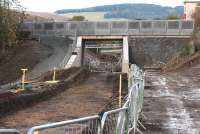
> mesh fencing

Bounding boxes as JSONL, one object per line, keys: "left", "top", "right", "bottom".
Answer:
{"left": 0, "top": 129, "right": 20, "bottom": 134}
{"left": 22, "top": 20, "right": 194, "bottom": 36}
{"left": 101, "top": 108, "right": 128, "bottom": 134}
{"left": 27, "top": 116, "right": 101, "bottom": 134}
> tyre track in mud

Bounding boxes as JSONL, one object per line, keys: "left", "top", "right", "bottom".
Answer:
{"left": 143, "top": 61, "right": 200, "bottom": 134}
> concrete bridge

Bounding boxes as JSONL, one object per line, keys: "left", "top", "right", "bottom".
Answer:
{"left": 22, "top": 20, "right": 195, "bottom": 74}
{"left": 23, "top": 20, "right": 194, "bottom": 37}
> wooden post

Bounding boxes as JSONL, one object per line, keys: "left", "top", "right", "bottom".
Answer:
{"left": 119, "top": 74, "right": 122, "bottom": 107}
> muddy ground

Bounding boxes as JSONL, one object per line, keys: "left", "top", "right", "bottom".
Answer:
{"left": 0, "top": 72, "right": 120, "bottom": 134}
{"left": 0, "top": 41, "right": 52, "bottom": 85}
{"left": 0, "top": 38, "right": 73, "bottom": 86}
{"left": 0, "top": 67, "right": 86, "bottom": 116}
{"left": 142, "top": 59, "right": 200, "bottom": 134}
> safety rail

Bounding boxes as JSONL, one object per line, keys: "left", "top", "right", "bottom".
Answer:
{"left": 22, "top": 20, "right": 194, "bottom": 36}
{"left": 0, "top": 64, "right": 144, "bottom": 134}
{"left": 0, "top": 129, "right": 20, "bottom": 134}
{"left": 101, "top": 108, "right": 129, "bottom": 134}
{"left": 27, "top": 115, "right": 101, "bottom": 134}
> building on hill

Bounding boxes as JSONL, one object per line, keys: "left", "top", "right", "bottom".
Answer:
{"left": 184, "top": 1, "right": 200, "bottom": 20}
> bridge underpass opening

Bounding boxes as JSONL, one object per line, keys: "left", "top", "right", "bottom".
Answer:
{"left": 80, "top": 36, "right": 128, "bottom": 73}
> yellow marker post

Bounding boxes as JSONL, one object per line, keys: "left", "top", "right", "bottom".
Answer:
{"left": 21, "top": 69, "right": 28, "bottom": 90}
{"left": 33, "top": 131, "right": 39, "bottom": 134}
{"left": 53, "top": 67, "right": 56, "bottom": 81}
{"left": 119, "top": 74, "right": 122, "bottom": 107}
{"left": 45, "top": 67, "right": 59, "bottom": 84}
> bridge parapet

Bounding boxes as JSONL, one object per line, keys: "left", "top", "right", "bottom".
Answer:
{"left": 22, "top": 20, "right": 194, "bottom": 36}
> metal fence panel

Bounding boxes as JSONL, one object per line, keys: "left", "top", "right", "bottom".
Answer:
{"left": 0, "top": 129, "right": 20, "bottom": 134}
{"left": 27, "top": 116, "right": 101, "bottom": 134}
{"left": 140, "top": 21, "right": 153, "bottom": 35}
{"left": 168, "top": 21, "right": 179, "bottom": 29}
{"left": 111, "top": 21, "right": 128, "bottom": 29}
{"left": 128, "top": 21, "right": 139, "bottom": 29}
{"left": 181, "top": 21, "right": 194, "bottom": 29}
{"left": 44, "top": 23, "right": 54, "bottom": 30}
{"left": 24, "top": 20, "right": 194, "bottom": 36}
{"left": 101, "top": 108, "right": 128, "bottom": 134}
{"left": 96, "top": 22, "right": 110, "bottom": 29}
{"left": 152, "top": 21, "right": 166, "bottom": 35}
{"left": 78, "top": 22, "right": 95, "bottom": 29}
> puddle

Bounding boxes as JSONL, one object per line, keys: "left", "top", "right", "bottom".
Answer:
{"left": 183, "top": 88, "right": 200, "bottom": 100}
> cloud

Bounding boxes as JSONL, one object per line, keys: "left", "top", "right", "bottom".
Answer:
{"left": 19, "top": 0, "right": 184, "bottom": 12}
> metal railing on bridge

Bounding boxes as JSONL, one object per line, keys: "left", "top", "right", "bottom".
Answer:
{"left": 22, "top": 20, "right": 194, "bottom": 36}
{"left": 0, "top": 64, "right": 145, "bottom": 134}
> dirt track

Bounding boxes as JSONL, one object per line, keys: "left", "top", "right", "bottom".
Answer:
{"left": 143, "top": 60, "right": 200, "bottom": 133}
{"left": 0, "top": 73, "right": 117, "bottom": 133}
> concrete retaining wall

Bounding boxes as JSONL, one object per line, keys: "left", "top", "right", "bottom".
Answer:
{"left": 128, "top": 37, "right": 193, "bottom": 66}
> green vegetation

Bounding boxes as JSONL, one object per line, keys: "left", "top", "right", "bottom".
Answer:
{"left": 0, "top": 0, "right": 24, "bottom": 54}
{"left": 64, "top": 12, "right": 106, "bottom": 21}
{"left": 192, "top": 7, "right": 200, "bottom": 51}
{"left": 55, "top": 4, "right": 184, "bottom": 20}
{"left": 193, "top": 7, "right": 200, "bottom": 29}
{"left": 180, "top": 44, "right": 195, "bottom": 56}
{"left": 192, "top": 30, "right": 200, "bottom": 51}
{"left": 166, "top": 15, "right": 180, "bottom": 20}
{"left": 70, "top": 15, "right": 85, "bottom": 21}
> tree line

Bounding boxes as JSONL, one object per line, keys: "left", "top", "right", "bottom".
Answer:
{"left": 0, "top": 0, "right": 25, "bottom": 53}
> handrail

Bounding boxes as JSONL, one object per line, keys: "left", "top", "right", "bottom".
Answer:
{"left": 0, "top": 129, "right": 20, "bottom": 134}
{"left": 101, "top": 107, "right": 128, "bottom": 130}
{"left": 23, "top": 20, "right": 194, "bottom": 37}
{"left": 27, "top": 115, "right": 100, "bottom": 134}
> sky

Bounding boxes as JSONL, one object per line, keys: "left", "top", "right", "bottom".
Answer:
{"left": 20, "top": 0, "right": 186, "bottom": 12}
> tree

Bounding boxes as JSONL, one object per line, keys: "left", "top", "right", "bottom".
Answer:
{"left": 193, "top": 7, "right": 200, "bottom": 29}
{"left": 0, "top": 0, "right": 25, "bottom": 53}
{"left": 192, "top": 7, "right": 200, "bottom": 51}
{"left": 166, "top": 15, "right": 180, "bottom": 20}
{"left": 71, "top": 16, "right": 85, "bottom": 21}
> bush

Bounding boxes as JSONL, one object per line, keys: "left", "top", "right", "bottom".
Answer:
{"left": 166, "top": 15, "right": 180, "bottom": 20}
{"left": 70, "top": 16, "right": 85, "bottom": 21}
{"left": 17, "top": 31, "right": 31, "bottom": 39}
{"left": 192, "top": 30, "right": 200, "bottom": 51}
{"left": 180, "top": 44, "right": 195, "bottom": 56}
{"left": 193, "top": 7, "right": 200, "bottom": 29}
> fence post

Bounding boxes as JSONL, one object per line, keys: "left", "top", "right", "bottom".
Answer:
{"left": 125, "top": 108, "right": 129, "bottom": 134}
{"left": 119, "top": 74, "right": 122, "bottom": 107}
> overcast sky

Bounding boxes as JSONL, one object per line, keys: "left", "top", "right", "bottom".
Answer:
{"left": 20, "top": 0, "right": 186, "bottom": 12}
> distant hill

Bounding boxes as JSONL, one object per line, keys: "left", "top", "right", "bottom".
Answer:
{"left": 25, "top": 11, "right": 69, "bottom": 22}
{"left": 55, "top": 4, "right": 184, "bottom": 20}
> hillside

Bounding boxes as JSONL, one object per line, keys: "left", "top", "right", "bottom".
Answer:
{"left": 25, "top": 11, "right": 69, "bottom": 22}
{"left": 55, "top": 4, "right": 184, "bottom": 20}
